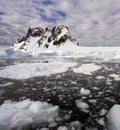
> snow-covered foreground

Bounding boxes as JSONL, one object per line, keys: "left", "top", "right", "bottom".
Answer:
{"left": 0, "top": 99, "right": 58, "bottom": 130}
{"left": 0, "top": 61, "right": 76, "bottom": 79}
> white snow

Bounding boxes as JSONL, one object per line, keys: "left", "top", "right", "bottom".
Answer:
{"left": 0, "top": 99, "right": 58, "bottom": 130}
{"left": 73, "top": 63, "right": 102, "bottom": 75}
{"left": 80, "top": 88, "right": 91, "bottom": 96}
{"left": 109, "top": 105, "right": 120, "bottom": 130}
{"left": 57, "top": 27, "right": 68, "bottom": 40}
{"left": 0, "top": 61, "right": 76, "bottom": 80}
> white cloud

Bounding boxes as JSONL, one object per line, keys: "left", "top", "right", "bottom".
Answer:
{"left": 0, "top": 0, "right": 120, "bottom": 46}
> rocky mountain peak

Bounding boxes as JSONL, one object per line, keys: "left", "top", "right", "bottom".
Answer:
{"left": 13, "top": 25, "right": 79, "bottom": 51}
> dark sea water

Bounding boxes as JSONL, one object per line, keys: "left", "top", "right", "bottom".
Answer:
{"left": 0, "top": 57, "right": 120, "bottom": 130}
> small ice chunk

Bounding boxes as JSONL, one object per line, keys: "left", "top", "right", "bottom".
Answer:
{"left": 93, "top": 87, "right": 100, "bottom": 90}
{"left": 88, "top": 99, "right": 97, "bottom": 104}
{"left": 106, "top": 82, "right": 111, "bottom": 85}
{"left": 99, "top": 109, "right": 107, "bottom": 116}
{"left": 70, "top": 121, "right": 82, "bottom": 127}
{"left": 109, "top": 74, "right": 119, "bottom": 78}
{"left": 71, "top": 81, "right": 77, "bottom": 85}
{"left": 75, "top": 100, "right": 89, "bottom": 111}
{"left": 56, "top": 75, "right": 62, "bottom": 79}
{"left": 48, "top": 122, "right": 57, "bottom": 128}
{"left": 56, "top": 117, "right": 63, "bottom": 122}
{"left": 97, "top": 118, "right": 105, "bottom": 126}
{"left": 114, "top": 77, "right": 120, "bottom": 81}
{"left": 96, "top": 76, "right": 105, "bottom": 79}
{"left": 63, "top": 114, "right": 71, "bottom": 121}
{"left": 80, "top": 88, "right": 91, "bottom": 96}
{"left": 40, "top": 128, "right": 49, "bottom": 130}
{"left": 48, "top": 117, "right": 55, "bottom": 123}
{"left": 57, "top": 126, "right": 68, "bottom": 130}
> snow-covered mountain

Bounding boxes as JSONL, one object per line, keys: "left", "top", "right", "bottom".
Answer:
{"left": 12, "top": 25, "right": 79, "bottom": 55}
{"left": 1, "top": 25, "right": 120, "bottom": 60}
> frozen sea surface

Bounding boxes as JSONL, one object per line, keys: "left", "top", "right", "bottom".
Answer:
{"left": 0, "top": 57, "right": 120, "bottom": 130}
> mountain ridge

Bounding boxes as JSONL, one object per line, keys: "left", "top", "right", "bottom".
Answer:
{"left": 12, "top": 25, "right": 79, "bottom": 51}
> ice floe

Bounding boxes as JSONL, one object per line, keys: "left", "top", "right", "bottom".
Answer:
{"left": 0, "top": 61, "right": 76, "bottom": 80}
{"left": 73, "top": 63, "right": 102, "bottom": 75}
{"left": 109, "top": 105, "right": 120, "bottom": 130}
{"left": 0, "top": 99, "right": 58, "bottom": 130}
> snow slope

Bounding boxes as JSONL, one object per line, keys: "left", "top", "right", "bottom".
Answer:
{"left": 11, "top": 25, "right": 79, "bottom": 56}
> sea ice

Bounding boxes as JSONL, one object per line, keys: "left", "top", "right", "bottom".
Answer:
{"left": 75, "top": 99, "right": 89, "bottom": 113}
{"left": 73, "top": 63, "right": 102, "bottom": 75}
{"left": 80, "top": 88, "right": 91, "bottom": 96}
{"left": 96, "top": 76, "right": 105, "bottom": 79}
{"left": 0, "top": 99, "right": 58, "bottom": 130}
{"left": 0, "top": 61, "right": 76, "bottom": 79}
{"left": 109, "top": 74, "right": 119, "bottom": 78}
{"left": 109, "top": 105, "right": 120, "bottom": 130}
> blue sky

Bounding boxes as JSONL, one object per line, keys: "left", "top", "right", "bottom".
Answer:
{"left": 0, "top": 0, "right": 120, "bottom": 46}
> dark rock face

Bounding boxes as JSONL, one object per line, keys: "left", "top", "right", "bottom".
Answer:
{"left": 14, "top": 25, "right": 79, "bottom": 50}
{"left": 27, "top": 27, "right": 44, "bottom": 37}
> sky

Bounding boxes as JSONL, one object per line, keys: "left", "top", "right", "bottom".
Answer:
{"left": 0, "top": 0, "right": 120, "bottom": 46}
